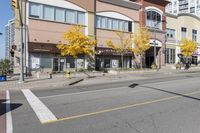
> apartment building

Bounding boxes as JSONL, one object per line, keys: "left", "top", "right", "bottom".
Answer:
{"left": 5, "top": 19, "right": 15, "bottom": 72}
{"left": 13, "top": 0, "right": 169, "bottom": 73}
{"left": 166, "top": 13, "right": 200, "bottom": 65}
{"left": 5, "top": 19, "right": 15, "bottom": 61}
{"left": 166, "top": 0, "right": 200, "bottom": 17}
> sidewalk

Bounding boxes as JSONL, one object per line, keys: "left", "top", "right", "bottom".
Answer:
{"left": 1, "top": 67, "right": 200, "bottom": 90}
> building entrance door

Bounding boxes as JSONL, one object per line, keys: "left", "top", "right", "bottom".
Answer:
{"left": 53, "top": 58, "right": 65, "bottom": 72}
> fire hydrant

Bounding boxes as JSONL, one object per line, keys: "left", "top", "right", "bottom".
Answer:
{"left": 66, "top": 71, "right": 71, "bottom": 79}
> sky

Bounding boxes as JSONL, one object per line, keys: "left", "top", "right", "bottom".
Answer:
{"left": 0, "top": 0, "right": 13, "bottom": 59}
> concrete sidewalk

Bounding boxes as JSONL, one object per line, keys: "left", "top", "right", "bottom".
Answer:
{"left": 1, "top": 67, "right": 200, "bottom": 90}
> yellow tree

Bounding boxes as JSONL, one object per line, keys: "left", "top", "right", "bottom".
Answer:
{"left": 57, "top": 25, "right": 96, "bottom": 70}
{"left": 130, "top": 26, "right": 150, "bottom": 69}
{"left": 179, "top": 39, "right": 197, "bottom": 57}
{"left": 106, "top": 31, "right": 132, "bottom": 68}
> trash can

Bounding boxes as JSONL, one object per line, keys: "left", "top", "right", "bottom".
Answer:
{"left": 0, "top": 75, "right": 7, "bottom": 81}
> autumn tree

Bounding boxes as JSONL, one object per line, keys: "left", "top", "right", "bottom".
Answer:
{"left": 130, "top": 26, "right": 150, "bottom": 69}
{"left": 57, "top": 25, "right": 96, "bottom": 70}
{"left": 179, "top": 39, "right": 197, "bottom": 57}
{"left": 106, "top": 31, "right": 132, "bottom": 68}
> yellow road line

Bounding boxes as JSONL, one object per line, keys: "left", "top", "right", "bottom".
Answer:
{"left": 42, "top": 90, "right": 200, "bottom": 124}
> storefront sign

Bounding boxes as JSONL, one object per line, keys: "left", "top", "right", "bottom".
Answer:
{"left": 112, "top": 60, "right": 119, "bottom": 68}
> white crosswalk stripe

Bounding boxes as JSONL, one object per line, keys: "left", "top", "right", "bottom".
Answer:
{"left": 22, "top": 89, "right": 57, "bottom": 123}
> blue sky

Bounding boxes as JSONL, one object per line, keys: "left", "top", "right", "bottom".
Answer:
{"left": 0, "top": 0, "right": 13, "bottom": 59}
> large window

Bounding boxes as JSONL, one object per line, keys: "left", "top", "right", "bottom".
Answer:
{"left": 55, "top": 8, "right": 65, "bottom": 22}
{"left": 43, "top": 6, "right": 54, "bottom": 21}
{"left": 146, "top": 11, "right": 162, "bottom": 29}
{"left": 181, "top": 27, "right": 187, "bottom": 39}
{"left": 40, "top": 54, "right": 52, "bottom": 68}
{"left": 29, "top": 3, "right": 42, "bottom": 18}
{"left": 192, "top": 29, "right": 197, "bottom": 42}
{"left": 66, "top": 10, "right": 76, "bottom": 24}
{"left": 96, "top": 16, "right": 132, "bottom": 32}
{"left": 29, "top": 2, "right": 85, "bottom": 25}
{"left": 166, "top": 28, "right": 175, "bottom": 39}
{"left": 77, "top": 12, "right": 85, "bottom": 25}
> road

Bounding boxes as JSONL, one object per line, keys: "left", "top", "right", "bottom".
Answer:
{"left": 1, "top": 72, "right": 200, "bottom": 133}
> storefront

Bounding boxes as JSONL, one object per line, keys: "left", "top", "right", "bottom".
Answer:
{"left": 95, "top": 47, "right": 133, "bottom": 70}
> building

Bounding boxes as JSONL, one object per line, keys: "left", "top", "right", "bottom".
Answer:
{"left": 5, "top": 19, "right": 15, "bottom": 70}
{"left": 166, "top": 0, "right": 200, "bottom": 17}
{"left": 166, "top": 13, "right": 200, "bottom": 66}
{"left": 13, "top": 0, "right": 169, "bottom": 74}
{"left": 133, "top": 0, "right": 170, "bottom": 68}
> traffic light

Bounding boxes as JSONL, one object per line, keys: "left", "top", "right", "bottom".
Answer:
{"left": 10, "top": 49, "right": 15, "bottom": 57}
{"left": 12, "top": 0, "right": 18, "bottom": 9}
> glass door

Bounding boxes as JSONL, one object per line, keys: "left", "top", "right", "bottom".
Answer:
{"left": 53, "top": 58, "right": 65, "bottom": 72}
{"left": 53, "top": 58, "right": 59, "bottom": 71}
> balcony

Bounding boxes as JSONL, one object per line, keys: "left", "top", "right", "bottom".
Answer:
{"left": 146, "top": 20, "right": 162, "bottom": 30}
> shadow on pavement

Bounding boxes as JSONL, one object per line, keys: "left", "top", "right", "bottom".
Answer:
{"left": 129, "top": 83, "right": 200, "bottom": 101}
{"left": 141, "top": 85, "right": 200, "bottom": 101}
{"left": 0, "top": 100, "right": 22, "bottom": 116}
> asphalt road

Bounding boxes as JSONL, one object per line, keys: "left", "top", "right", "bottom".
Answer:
{"left": 3, "top": 72, "right": 200, "bottom": 133}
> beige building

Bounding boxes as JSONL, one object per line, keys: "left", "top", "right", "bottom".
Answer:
{"left": 166, "top": 13, "right": 200, "bottom": 66}
{"left": 12, "top": 0, "right": 170, "bottom": 74}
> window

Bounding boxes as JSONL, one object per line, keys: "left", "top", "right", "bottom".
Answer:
{"left": 166, "top": 48, "right": 176, "bottom": 64}
{"left": 146, "top": 11, "right": 162, "bottom": 29}
{"left": 30, "top": 3, "right": 42, "bottom": 18}
{"left": 181, "top": 27, "right": 187, "bottom": 39}
{"left": 96, "top": 16, "right": 101, "bottom": 28}
{"left": 166, "top": 28, "right": 175, "bottom": 39}
{"left": 112, "top": 19, "right": 119, "bottom": 30}
{"left": 119, "top": 21, "right": 124, "bottom": 31}
{"left": 124, "top": 21, "right": 129, "bottom": 32}
{"left": 43, "top": 6, "right": 54, "bottom": 21}
{"left": 55, "top": 8, "right": 65, "bottom": 22}
{"left": 192, "top": 29, "right": 197, "bottom": 41}
{"left": 96, "top": 15, "right": 132, "bottom": 32}
{"left": 40, "top": 54, "right": 52, "bottom": 68}
{"left": 66, "top": 10, "right": 76, "bottom": 24}
{"left": 66, "top": 57, "right": 75, "bottom": 68}
{"left": 29, "top": 2, "right": 85, "bottom": 25}
{"left": 77, "top": 12, "right": 85, "bottom": 25}
{"left": 101, "top": 17, "right": 107, "bottom": 29}
{"left": 107, "top": 18, "right": 112, "bottom": 30}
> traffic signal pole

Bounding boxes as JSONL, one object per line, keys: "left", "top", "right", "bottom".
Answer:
{"left": 13, "top": 0, "right": 24, "bottom": 82}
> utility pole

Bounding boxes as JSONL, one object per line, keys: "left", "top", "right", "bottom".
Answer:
{"left": 12, "top": 0, "right": 24, "bottom": 82}
{"left": 19, "top": 0, "right": 24, "bottom": 82}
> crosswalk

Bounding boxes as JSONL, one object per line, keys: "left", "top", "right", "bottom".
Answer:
{"left": 21, "top": 89, "right": 57, "bottom": 123}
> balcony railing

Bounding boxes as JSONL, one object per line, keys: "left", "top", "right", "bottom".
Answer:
{"left": 146, "top": 20, "right": 162, "bottom": 30}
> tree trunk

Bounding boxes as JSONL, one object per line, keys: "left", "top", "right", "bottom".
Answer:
{"left": 140, "top": 55, "right": 143, "bottom": 69}
{"left": 75, "top": 58, "right": 77, "bottom": 72}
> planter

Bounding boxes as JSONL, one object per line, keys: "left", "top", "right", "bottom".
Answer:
{"left": 0, "top": 75, "right": 7, "bottom": 81}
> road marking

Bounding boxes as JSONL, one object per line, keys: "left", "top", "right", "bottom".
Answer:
{"left": 39, "top": 86, "right": 147, "bottom": 99}
{"left": 6, "top": 90, "right": 13, "bottom": 133}
{"left": 22, "top": 89, "right": 57, "bottom": 123}
{"left": 42, "top": 90, "right": 200, "bottom": 124}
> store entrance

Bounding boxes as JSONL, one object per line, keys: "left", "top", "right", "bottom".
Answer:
{"left": 53, "top": 58, "right": 65, "bottom": 72}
